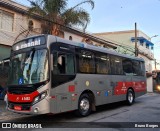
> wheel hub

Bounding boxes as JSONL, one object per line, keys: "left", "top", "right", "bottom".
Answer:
{"left": 80, "top": 98, "right": 89, "bottom": 111}
{"left": 128, "top": 92, "right": 133, "bottom": 103}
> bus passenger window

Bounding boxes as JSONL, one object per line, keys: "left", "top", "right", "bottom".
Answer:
{"left": 122, "top": 58, "right": 133, "bottom": 75}
{"left": 140, "top": 62, "right": 145, "bottom": 76}
{"left": 132, "top": 60, "right": 141, "bottom": 76}
{"left": 79, "top": 50, "right": 95, "bottom": 73}
{"left": 96, "top": 54, "right": 110, "bottom": 74}
{"left": 110, "top": 56, "right": 123, "bottom": 75}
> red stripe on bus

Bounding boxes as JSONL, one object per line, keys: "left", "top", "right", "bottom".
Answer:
{"left": 7, "top": 91, "right": 39, "bottom": 103}
{"left": 114, "top": 81, "right": 146, "bottom": 95}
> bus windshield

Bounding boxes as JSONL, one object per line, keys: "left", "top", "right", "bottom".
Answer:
{"left": 8, "top": 49, "right": 48, "bottom": 85}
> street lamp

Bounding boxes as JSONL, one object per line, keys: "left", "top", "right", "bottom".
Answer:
{"left": 150, "top": 35, "right": 158, "bottom": 41}
{"left": 150, "top": 35, "right": 158, "bottom": 70}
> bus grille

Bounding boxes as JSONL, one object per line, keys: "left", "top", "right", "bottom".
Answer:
{"left": 8, "top": 102, "right": 31, "bottom": 111}
{"left": 8, "top": 87, "right": 36, "bottom": 94}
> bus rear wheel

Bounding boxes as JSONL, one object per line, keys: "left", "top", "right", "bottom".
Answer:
{"left": 76, "top": 93, "right": 92, "bottom": 117}
{"left": 126, "top": 89, "right": 134, "bottom": 105}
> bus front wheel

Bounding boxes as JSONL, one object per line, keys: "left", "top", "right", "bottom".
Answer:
{"left": 75, "top": 93, "right": 92, "bottom": 117}
{"left": 126, "top": 89, "right": 135, "bottom": 105}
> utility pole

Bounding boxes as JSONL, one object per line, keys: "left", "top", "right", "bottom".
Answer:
{"left": 155, "top": 59, "right": 157, "bottom": 70}
{"left": 135, "top": 22, "right": 138, "bottom": 57}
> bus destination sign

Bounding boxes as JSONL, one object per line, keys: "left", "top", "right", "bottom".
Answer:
{"left": 12, "top": 36, "right": 45, "bottom": 51}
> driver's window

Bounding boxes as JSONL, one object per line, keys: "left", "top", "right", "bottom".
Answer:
{"left": 53, "top": 52, "right": 75, "bottom": 75}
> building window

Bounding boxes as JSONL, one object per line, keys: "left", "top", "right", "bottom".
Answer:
{"left": 146, "top": 44, "right": 149, "bottom": 49}
{"left": 0, "top": 9, "right": 14, "bottom": 32}
{"left": 28, "top": 20, "right": 34, "bottom": 30}
{"left": 140, "top": 42, "right": 144, "bottom": 46}
{"left": 69, "top": 36, "right": 72, "bottom": 40}
{"left": 151, "top": 46, "right": 154, "bottom": 50}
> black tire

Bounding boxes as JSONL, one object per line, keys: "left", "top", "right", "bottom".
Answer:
{"left": 75, "top": 93, "right": 92, "bottom": 117}
{"left": 126, "top": 89, "right": 135, "bottom": 105}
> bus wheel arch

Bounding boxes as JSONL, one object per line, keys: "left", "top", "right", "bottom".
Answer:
{"left": 75, "top": 90, "right": 96, "bottom": 116}
{"left": 81, "top": 90, "right": 96, "bottom": 111}
{"left": 126, "top": 87, "right": 135, "bottom": 105}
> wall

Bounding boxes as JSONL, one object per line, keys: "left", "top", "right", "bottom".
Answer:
{"left": 0, "top": 45, "right": 11, "bottom": 60}
{"left": 64, "top": 31, "right": 103, "bottom": 47}
{"left": 147, "top": 77, "right": 153, "bottom": 92}
{"left": 0, "top": 3, "right": 41, "bottom": 60}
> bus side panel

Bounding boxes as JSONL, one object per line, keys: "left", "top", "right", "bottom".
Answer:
{"left": 50, "top": 74, "right": 112, "bottom": 113}
{"left": 74, "top": 74, "right": 111, "bottom": 106}
{"left": 132, "top": 76, "right": 147, "bottom": 97}
{"left": 49, "top": 74, "right": 146, "bottom": 114}
{"left": 103, "top": 75, "right": 132, "bottom": 104}
{"left": 109, "top": 75, "right": 146, "bottom": 102}
{"left": 50, "top": 85, "right": 74, "bottom": 113}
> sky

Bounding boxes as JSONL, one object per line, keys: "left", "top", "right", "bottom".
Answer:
{"left": 14, "top": 0, "right": 160, "bottom": 59}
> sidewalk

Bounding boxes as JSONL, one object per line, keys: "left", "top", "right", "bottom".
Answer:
{"left": 0, "top": 100, "right": 24, "bottom": 121}
{"left": 0, "top": 100, "right": 6, "bottom": 112}
{"left": 0, "top": 100, "right": 13, "bottom": 121}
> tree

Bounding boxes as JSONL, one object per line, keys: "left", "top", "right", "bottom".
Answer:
{"left": 28, "top": 0, "right": 94, "bottom": 36}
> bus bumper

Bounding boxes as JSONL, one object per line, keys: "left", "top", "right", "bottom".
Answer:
{"left": 7, "top": 98, "right": 50, "bottom": 115}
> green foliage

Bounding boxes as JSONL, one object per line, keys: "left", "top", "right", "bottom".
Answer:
{"left": 28, "top": 0, "right": 94, "bottom": 31}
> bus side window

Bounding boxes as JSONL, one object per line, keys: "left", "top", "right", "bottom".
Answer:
{"left": 140, "top": 61, "right": 145, "bottom": 76}
{"left": 53, "top": 52, "right": 75, "bottom": 75}
{"left": 66, "top": 54, "right": 75, "bottom": 74}
{"left": 122, "top": 58, "right": 133, "bottom": 75}
{"left": 95, "top": 53, "right": 110, "bottom": 74}
{"left": 132, "top": 60, "right": 141, "bottom": 76}
{"left": 110, "top": 56, "right": 123, "bottom": 75}
{"left": 79, "top": 50, "right": 95, "bottom": 73}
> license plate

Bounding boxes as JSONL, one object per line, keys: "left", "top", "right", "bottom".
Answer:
{"left": 14, "top": 105, "right": 22, "bottom": 111}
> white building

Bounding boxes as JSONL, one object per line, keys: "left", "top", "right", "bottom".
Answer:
{"left": 94, "top": 30, "right": 154, "bottom": 92}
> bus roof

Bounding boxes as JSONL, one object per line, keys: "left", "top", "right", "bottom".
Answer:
{"left": 53, "top": 35, "right": 144, "bottom": 62}
{"left": 12, "top": 34, "right": 144, "bottom": 62}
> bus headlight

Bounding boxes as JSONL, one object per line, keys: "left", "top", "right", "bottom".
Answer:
{"left": 33, "top": 90, "right": 48, "bottom": 104}
{"left": 41, "top": 91, "right": 47, "bottom": 99}
{"left": 33, "top": 96, "right": 40, "bottom": 104}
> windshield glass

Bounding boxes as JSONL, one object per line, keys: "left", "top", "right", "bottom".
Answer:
{"left": 8, "top": 49, "right": 48, "bottom": 85}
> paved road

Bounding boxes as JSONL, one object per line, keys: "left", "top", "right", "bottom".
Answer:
{"left": 0, "top": 93, "right": 160, "bottom": 129}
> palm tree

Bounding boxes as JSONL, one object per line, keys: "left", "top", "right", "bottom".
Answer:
{"left": 28, "top": 0, "right": 94, "bottom": 36}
